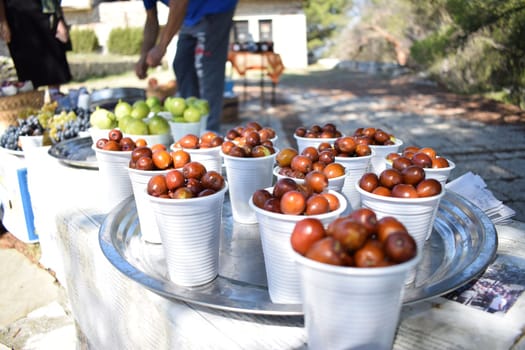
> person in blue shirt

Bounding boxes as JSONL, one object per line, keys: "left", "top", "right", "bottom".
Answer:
{"left": 136, "top": 0, "right": 238, "bottom": 132}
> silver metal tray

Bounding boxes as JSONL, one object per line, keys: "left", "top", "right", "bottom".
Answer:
{"left": 48, "top": 136, "right": 98, "bottom": 169}
{"left": 99, "top": 191, "right": 497, "bottom": 316}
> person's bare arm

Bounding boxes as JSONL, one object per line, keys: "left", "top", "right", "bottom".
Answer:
{"left": 135, "top": 5, "right": 160, "bottom": 79}
{"left": 0, "top": 0, "right": 11, "bottom": 43}
{"left": 145, "top": 0, "right": 189, "bottom": 68}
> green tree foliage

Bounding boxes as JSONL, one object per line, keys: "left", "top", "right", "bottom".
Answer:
{"left": 304, "top": 0, "right": 353, "bottom": 53}
{"left": 409, "top": 0, "right": 525, "bottom": 106}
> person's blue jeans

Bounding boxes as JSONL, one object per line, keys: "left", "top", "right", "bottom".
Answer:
{"left": 173, "top": 9, "right": 235, "bottom": 132}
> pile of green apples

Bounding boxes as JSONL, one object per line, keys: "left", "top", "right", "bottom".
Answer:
{"left": 164, "top": 96, "right": 209, "bottom": 123}
{"left": 89, "top": 96, "right": 171, "bottom": 135}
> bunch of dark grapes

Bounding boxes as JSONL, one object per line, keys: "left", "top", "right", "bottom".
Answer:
{"left": 50, "top": 107, "right": 91, "bottom": 144}
{"left": 0, "top": 115, "right": 44, "bottom": 151}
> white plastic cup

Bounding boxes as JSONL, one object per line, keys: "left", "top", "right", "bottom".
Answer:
{"left": 92, "top": 146, "right": 133, "bottom": 211}
{"left": 385, "top": 156, "right": 456, "bottom": 188}
{"left": 171, "top": 144, "right": 222, "bottom": 173}
{"left": 423, "top": 159, "right": 456, "bottom": 187}
{"left": 221, "top": 151, "right": 277, "bottom": 224}
{"left": 272, "top": 166, "right": 347, "bottom": 193}
{"left": 200, "top": 114, "right": 209, "bottom": 134}
{"left": 294, "top": 250, "right": 421, "bottom": 350}
{"left": 294, "top": 134, "right": 338, "bottom": 153}
{"left": 169, "top": 121, "right": 201, "bottom": 142}
{"left": 356, "top": 183, "right": 445, "bottom": 249}
{"left": 249, "top": 189, "right": 347, "bottom": 304}
{"left": 369, "top": 138, "right": 403, "bottom": 174}
{"left": 147, "top": 182, "right": 228, "bottom": 286}
{"left": 18, "top": 135, "right": 43, "bottom": 151}
{"left": 127, "top": 167, "right": 171, "bottom": 244}
{"left": 88, "top": 127, "right": 111, "bottom": 144}
{"left": 335, "top": 152, "right": 374, "bottom": 211}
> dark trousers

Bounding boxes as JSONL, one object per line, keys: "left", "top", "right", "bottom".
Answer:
{"left": 173, "top": 9, "right": 235, "bottom": 132}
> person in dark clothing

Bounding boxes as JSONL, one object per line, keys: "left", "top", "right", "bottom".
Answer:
{"left": 0, "top": 0, "right": 72, "bottom": 100}
{"left": 136, "top": 0, "right": 238, "bottom": 132}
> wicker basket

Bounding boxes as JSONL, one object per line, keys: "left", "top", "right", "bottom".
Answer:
{"left": 0, "top": 90, "right": 45, "bottom": 134}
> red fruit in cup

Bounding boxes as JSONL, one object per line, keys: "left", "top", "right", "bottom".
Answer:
{"left": 291, "top": 218, "right": 327, "bottom": 255}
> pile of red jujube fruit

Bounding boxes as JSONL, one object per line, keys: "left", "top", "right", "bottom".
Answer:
{"left": 95, "top": 128, "right": 138, "bottom": 151}
{"left": 225, "top": 121, "right": 276, "bottom": 144}
{"left": 275, "top": 147, "right": 345, "bottom": 180}
{"left": 147, "top": 161, "right": 225, "bottom": 199}
{"left": 221, "top": 122, "right": 276, "bottom": 158}
{"left": 352, "top": 127, "right": 396, "bottom": 146}
{"left": 294, "top": 123, "right": 343, "bottom": 139}
{"left": 173, "top": 131, "right": 224, "bottom": 149}
{"left": 291, "top": 208, "right": 417, "bottom": 267}
{"left": 331, "top": 135, "right": 372, "bottom": 157}
{"left": 359, "top": 166, "right": 442, "bottom": 198}
{"left": 252, "top": 178, "right": 341, "bottom": 216}
{"left": 386, "top": 145, "right": 451, "bottom": 169}
{"left": 128, "top": 144, "right": 192, "bottom": 171}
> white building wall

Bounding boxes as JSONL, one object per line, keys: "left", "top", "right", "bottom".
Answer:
{"left": 69, "top": 1, "right": 308, "bottom": 69}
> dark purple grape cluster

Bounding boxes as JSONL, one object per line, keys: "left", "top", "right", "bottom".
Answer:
{"left": 0, "top": 115, "right": 44, "bottom": 150}
{"left": 50, "top": 107, "right": 91, "bottom": 144}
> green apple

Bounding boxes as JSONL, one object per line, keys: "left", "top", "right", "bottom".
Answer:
{"left": 183, "top": 106, "right": 202, "bottom": 123}
{"left": 185, "top": 96, "right": 198, "bottom": 107}
{"left": 165, "top": 97, "right": 186, "bottom": 116}
{"left": 149, "top": 104, "right": 163, "bottom": 113}
{"left": 172, "top": 116, "right": 186, "bottom": 123}
{"left": 146, "top": 96, "right": 161, "bottom": 109}
{"left": 114, "top": 100, "right": 132, "bottom": 121}
{"left": 89, "top": 107, "right": 117, "bottom": 129}
{"left": 147, "top": 115, "right": 171, "bottom": 135}
{"left": 118, "top": 115, "right": 133, "bottom": 133}
{"left": 131, "top": 100, "right": 150, "bottom": 119}
{"left": 193, "top": 98, "right": 209, "bottom": 115}
{"left": 125, "top": 118, "right": 149, "bottom": 135}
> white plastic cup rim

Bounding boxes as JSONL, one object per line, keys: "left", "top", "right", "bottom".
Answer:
{"left": 293, "top": 248, "right": 422, "bottom": 276}
{"left": 248, "top": 187, "right": 348, "bottom": 222}
{"left": 122, "top": 132, "right": 172, "bottom": 146}
{"left": 385, "top": 155, "right": 456, "bottom": 172}
{"left": 220, "top": 149, "right": 278, "bottom": 161}
{"left": 334, "top": 150, "right": 375, "bottom": 163}
{"left": 91, "top": 144, "right": 132, "bottom": 157}
{"left": 146, "top": 182, "right": 228, "bottom": 204}
{"left": 293, "top": 134, "right": 341, "bottom": 143}
{"left": 228, "top": 135, "right": 279, "bottom": 145}
{"left": 423, "top": 158, "right": 456, "bottom": 173}
{"left": 355, "top": 181, "right": 445, "bottom": 203}
{"left": 127, "top": 167, "right": 174, "bottom": 176}
{"left": 368, "top": 138, "right": 404, "bottom": 150}
{"left": 170, "top": 144, "right": 222, "bottom": 154}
